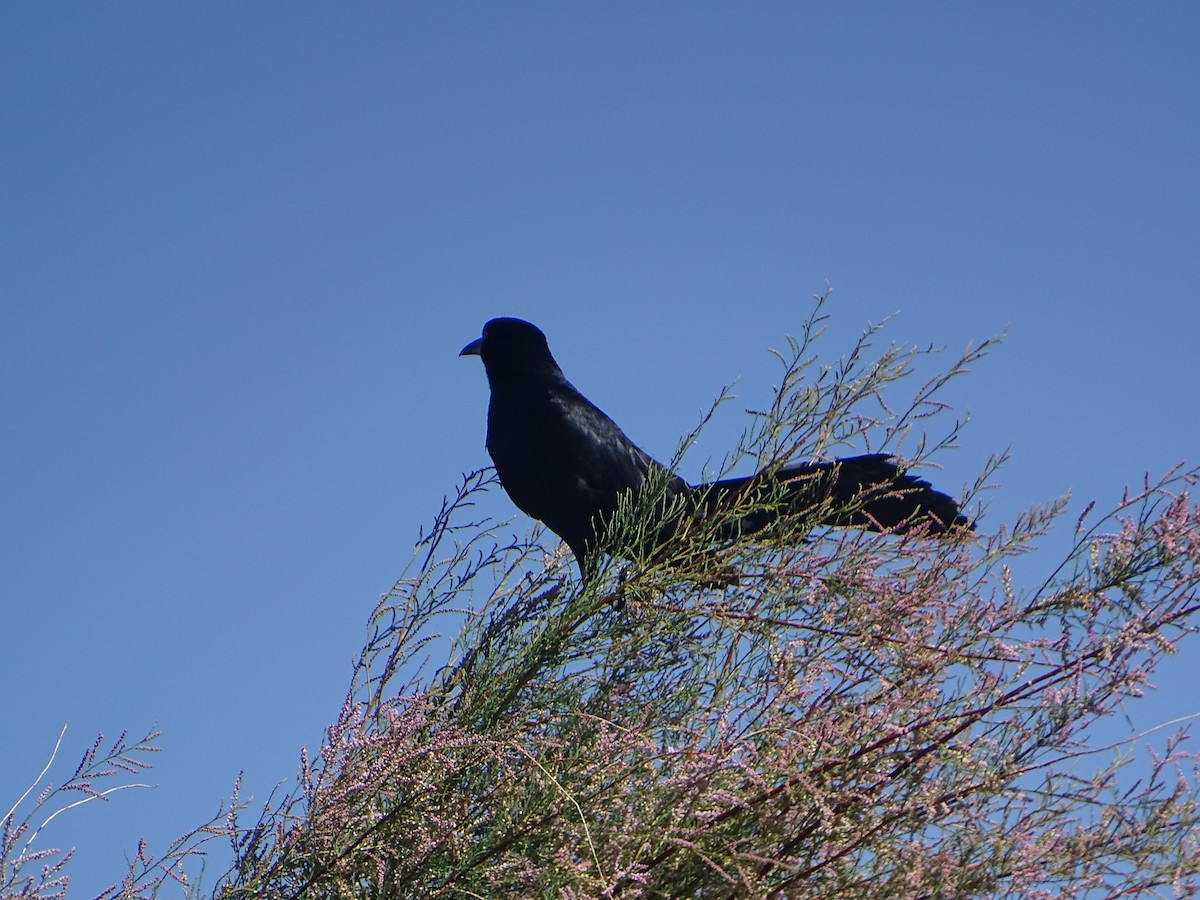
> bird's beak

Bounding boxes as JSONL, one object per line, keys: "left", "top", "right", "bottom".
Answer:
{"left": 459, "top": 337, "right": 484, "bottom": 357}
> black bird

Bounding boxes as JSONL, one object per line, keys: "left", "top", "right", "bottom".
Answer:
{"left": 461, "top": 317, "right": 970, "bottom": 576}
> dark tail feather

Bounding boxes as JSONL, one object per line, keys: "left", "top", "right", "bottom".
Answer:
{"left": 794, "top": 453, "right": 971, "bottom": 534}
{"left": 696, "top": 453, "right": 972, "bottom": 538}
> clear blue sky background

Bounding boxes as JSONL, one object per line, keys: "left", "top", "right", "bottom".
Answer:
{"left": 3, "top": 5, "right": 1197, "bottom": 896}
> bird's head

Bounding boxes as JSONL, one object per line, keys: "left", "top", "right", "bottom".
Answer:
{"left": 460, "top": 317, "right": 562, "bottom": 383}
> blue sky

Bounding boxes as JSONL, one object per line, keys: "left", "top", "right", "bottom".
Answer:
{"left": 3, "top": 4, "right": 1197, "bottom": 895}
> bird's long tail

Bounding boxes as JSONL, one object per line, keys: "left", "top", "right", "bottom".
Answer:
{"left": 694, "top": 453, "right": 972, "bottom": 538}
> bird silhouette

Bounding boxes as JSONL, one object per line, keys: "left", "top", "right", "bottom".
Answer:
{"left": 462, "top": 317, "right": 970, "bottom": 576}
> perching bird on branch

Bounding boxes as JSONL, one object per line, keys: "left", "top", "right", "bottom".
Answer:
{"left": 461, "top": 317, "right": 970, "bottom": 575}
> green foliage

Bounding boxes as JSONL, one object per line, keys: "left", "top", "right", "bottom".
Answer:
{"left": 20, "top": 296, "right": 1196, "bottom": 899}
{"left": 207, "top": 296, "right": 1199, "bottom": 898}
